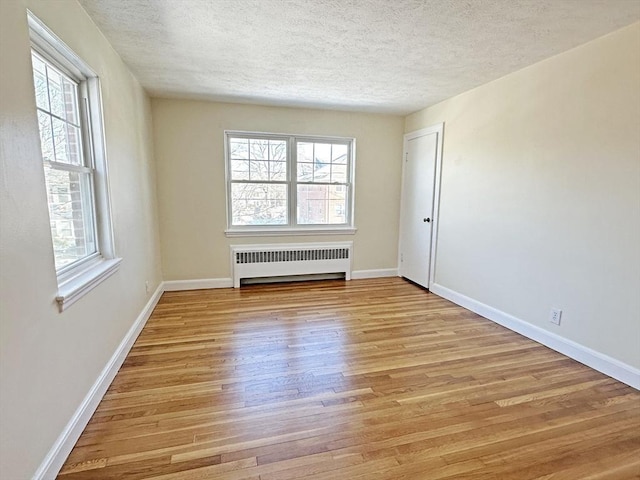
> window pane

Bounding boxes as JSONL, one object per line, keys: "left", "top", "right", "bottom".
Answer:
{"left": 32, "top": 56, "right": 49, "bottom": 111}
{"left": 47, "top": 66, "right": 66, "bottom": 119}
{"left": 231, "top": 159, "right": 249, "bottom": 180}
{"left": 313, "top": 164, "right": 331, "bottom": 182}
{"left": 331, "top": 164, "right": 348, "bottom": 183}
{"left": 51, "top": 116, "right": 68, "bottom": 163}
{"left": 37, "top": 111, "right": 55, "bottom": 163}
{"left": 270, "top": 140, "right": 286, "bottom": 161}
{"left": 50, "top": 117, "right": 83, "bottom": 166}
{"left": 249, "top": 160, "right": 270, "bottom": 181}
{"left": 66, "top": 124, "right": 83, "bottom": 165}
{"left": 297, "top": 184, "right": 347, "bottom": 225}
{"left": 250, "top": 139, "right": 269, "bottom": 160}
{"left": 332, "top": 144, "right": 348, "bottom": 164}
{"left": 230, "top": 139, "right": 249, "bottom": 159}
{"left": 43, "top": 165, "right": 96, "bottom": 269}
{"left": 314, "top": 143, "right": 331, "bottom": 166}
{"left": 270, "top": 160, "right": 286, "bottom": 181}
{"left": 62, "top": 79, "right": 79, "bottom": 126}
{"left": 297, "top": 142, "right": 313, "bottom": 162}
{"left": 297, "top": 162, "right": 313, "bottom": 182}
{"left": 231, "top": 183, "right": 287, "bottom": 226}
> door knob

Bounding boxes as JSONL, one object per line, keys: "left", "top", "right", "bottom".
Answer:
{"left": 423, "top": 218, "right": 431, "bottom": 223}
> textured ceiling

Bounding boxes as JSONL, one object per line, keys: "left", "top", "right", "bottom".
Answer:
{"left": 78, "top": 0, "right": 640, "bottom": 115}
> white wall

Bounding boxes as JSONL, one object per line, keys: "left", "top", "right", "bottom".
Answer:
{"left": 406, "top": 23, "right": 640, "bottom": 370}
{"left": 152, "top": 99, "right": 404, "bottom": 281}
{"left": 0, "top": 1, "right": 163, "bottom": 478}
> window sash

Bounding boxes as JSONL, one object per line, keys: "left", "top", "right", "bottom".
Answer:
{"left": 44, "top": 165, "right": 98, "bottom": 271}
{"left": 226, "top": 132, "right": 354, "bottom": 229}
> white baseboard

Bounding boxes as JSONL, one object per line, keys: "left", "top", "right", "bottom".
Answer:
{"left": 163, "top": 278, "right": 234, "bottom": 291}
{"left": 430, "top": 283, "right": 640, "bottom": 390}
{"left": 351, "top": 268, "right": 398, "bottom": 279}
{"left": 33, "top": 284, "right": 164, "bottom": 480}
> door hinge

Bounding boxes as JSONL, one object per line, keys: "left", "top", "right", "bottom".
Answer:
{"left": 400, "top": 253, "right": 404, "bottom": 262}
{"left": 404, "top": 152, "right": 408, "bottom": 162}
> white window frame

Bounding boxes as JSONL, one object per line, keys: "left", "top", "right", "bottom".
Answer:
{"left": 29, "top": 12, "right": 121, "bottom": 311}
{"left": 224, "top": 131, "right": 357, "bottom": 237}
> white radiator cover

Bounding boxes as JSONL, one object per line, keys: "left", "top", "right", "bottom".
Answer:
{"left": 231, "top": 242, "right": 353, "bottom": 288}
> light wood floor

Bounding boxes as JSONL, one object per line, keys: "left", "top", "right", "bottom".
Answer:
{"left": 58, "top": 278, "right": 640, "bottom": 479}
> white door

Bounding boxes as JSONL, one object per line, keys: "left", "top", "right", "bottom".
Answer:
{"left": 398, "top": 125, "right": 442, "bottom": 288}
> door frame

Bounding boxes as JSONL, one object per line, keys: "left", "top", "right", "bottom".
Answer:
{"left": 398, "top": 123, "right": 444, "bottom": 289}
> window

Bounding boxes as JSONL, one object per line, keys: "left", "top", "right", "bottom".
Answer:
{"left": 225, "top": 132, "right": 356, "bottom": 235}
{"left": 32, "top": 50, "right": 97, "bottom": 270}
{"left": 29, "top": 13, "right": 120, "bottom": 311}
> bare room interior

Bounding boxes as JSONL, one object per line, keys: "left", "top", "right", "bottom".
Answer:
{"left": 1, "top": 0, "right": 639, "bottom": 479}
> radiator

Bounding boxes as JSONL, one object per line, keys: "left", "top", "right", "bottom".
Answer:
{"left": 231, "top": 242, "right": 353, "bottom": 288}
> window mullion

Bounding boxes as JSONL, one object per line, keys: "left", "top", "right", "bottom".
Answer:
{"left": 289, "top": 137, "right": 297, "bottom": 227}
{"left": 225, "top": 133, "right": 232, "bottom": 230}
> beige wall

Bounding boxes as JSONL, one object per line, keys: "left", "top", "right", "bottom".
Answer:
{"left": 0, "top": 0, "right": 163, "bottom": 478}
{"left": 152, "top": 99, "right": 404, "bottom": 280}
{"left": 406, "top": 22, "right": 640, "bottom": 368}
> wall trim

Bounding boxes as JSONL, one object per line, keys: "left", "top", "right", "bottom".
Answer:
{"left": 33, "top": 284, "right": 164, "bottom": 480}
{"left": 163, "top": 278, "right": 234, "bottom": 291}
{"left": 351, "top": 268, "right": 398, "bottom": 279}
{"left": 430, "top": 283, "right": 640, "bottom": 390}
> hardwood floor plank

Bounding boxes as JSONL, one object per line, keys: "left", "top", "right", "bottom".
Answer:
{"left": 57, "top": 278, "right": 640, "bottom": 479}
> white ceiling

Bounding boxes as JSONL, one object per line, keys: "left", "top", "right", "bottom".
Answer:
{"left": 78, "top": 0, "right": 640, "bottom": 115}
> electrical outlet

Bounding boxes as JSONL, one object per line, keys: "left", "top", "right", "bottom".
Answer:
{"left": 145, "top": 281, "right": 150, "bottom": 293}
{"left": 549, "top": 308, "right": 562, "bottom": 325}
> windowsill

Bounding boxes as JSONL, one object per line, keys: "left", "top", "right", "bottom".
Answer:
{"left": 55, "top": 257, "right": 122, "bottom": 312}
{"left": 225, "top": 227, "right": 357, "bottom": 237}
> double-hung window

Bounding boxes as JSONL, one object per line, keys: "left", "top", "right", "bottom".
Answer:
{"left": 29, "top": 13, "right": 119, "bottom": 310}
{"left": 225, "top": 132, "right": 356, "bottom": 235}
{"left": 32, "top": 50, "right": 97, "bottom": 270}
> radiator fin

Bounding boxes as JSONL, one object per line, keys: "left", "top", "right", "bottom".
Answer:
{"left": 236, "top": 248, "right": 350, "bottom": 264}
